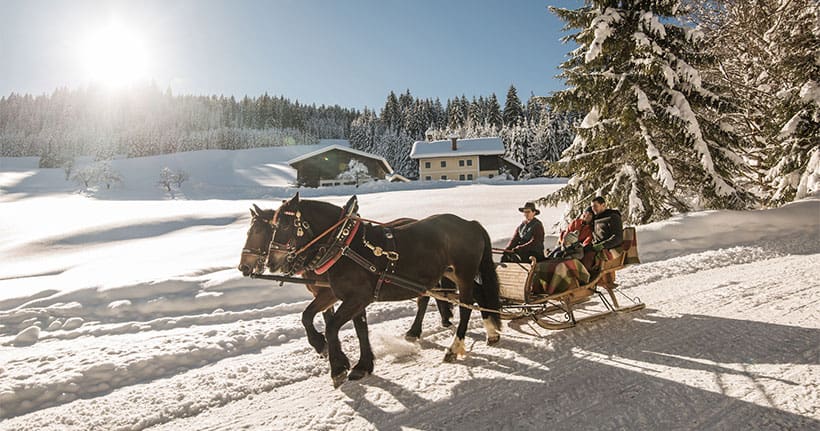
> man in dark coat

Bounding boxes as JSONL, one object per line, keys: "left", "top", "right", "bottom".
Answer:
{"left": 589, "top": 196, "right": 623, "bottom": 251}
{"left": 585, "top": 196, "right": 623, "bottom": 286}
{"left": 503, "top": 202, "right": 545, "bottom": 262}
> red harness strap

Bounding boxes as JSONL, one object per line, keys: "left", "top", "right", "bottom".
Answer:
{"left": 313, "top": 219, "right": 361, "bottom": 275}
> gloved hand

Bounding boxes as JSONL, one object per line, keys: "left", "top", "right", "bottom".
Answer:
{"left": 592, "top": 243, "right": 604, "bottom": 252}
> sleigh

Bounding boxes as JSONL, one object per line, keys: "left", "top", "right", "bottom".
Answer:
{"left": 491, "top": 227, "right": 645, "bottom": 330}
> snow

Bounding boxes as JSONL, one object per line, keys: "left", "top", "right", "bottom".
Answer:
{"left": 0, "top": 146, "right": 819, "bottom": 429}
{"left": 665, "top": 89, "right": 736, "bottom": 196}
{"left": 797, "top": 148, "right": 820, "bottom": 199}
{"left": 585, "top": 8, "right": 622, "bottom": 63}
{"left": 409, "top": 137, "right": 505, "bottom": 159}
{"left": 800, "top": 80, "right": 820, "bottom": 105}
{"left": 579, "top": 106, "right": 600, "bottom": 128}
{"left": 639, "top": 11, "right": 666, "bottom": 39}
{"left": 633, "top": 85, "right": 653, "bottom": 115}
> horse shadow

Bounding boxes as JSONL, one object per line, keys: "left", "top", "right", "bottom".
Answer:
{"left": 339, "top": 311, "right": 819, "bottom": 430}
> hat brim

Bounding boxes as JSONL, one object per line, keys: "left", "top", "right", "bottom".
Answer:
{"left": 518, "top": 207, "right": 540, "bottom": 215}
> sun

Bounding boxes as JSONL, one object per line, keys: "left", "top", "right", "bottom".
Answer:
{"left": 78, "top": 22, "right": 150, "bottom": 88}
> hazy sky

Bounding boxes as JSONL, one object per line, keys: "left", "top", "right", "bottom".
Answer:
{"left": 0, "top": 0, "right": 577, "bottom": 109}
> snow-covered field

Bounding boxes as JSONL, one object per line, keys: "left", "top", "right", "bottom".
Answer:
{"left": 1, "top": 145, "right": 818, "bottom": 430}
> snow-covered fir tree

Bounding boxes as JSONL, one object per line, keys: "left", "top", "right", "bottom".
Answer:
{"left": 690, "top": 0, "right": 819, "bottom": 204}
{"left": 487, "top": 94, "right": 503, "bottom": 129}
{"left": 503, "top": 85, "right": 525, "bottom": 126}
{"left": 541, "top": 0, "right": 754, "bottom": 224}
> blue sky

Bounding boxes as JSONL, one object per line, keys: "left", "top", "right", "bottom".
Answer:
{"left": 0, "top": 0, "right": 577, "bottom": 109}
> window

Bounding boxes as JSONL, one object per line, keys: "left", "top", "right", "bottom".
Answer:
{"left": 459, "top": 160, "right": 465, "bottom": 167}
{"left": 466, "top": 159, "right": 473, "bottom": 166}
{"left": 441, "top": 175, "right": 447, "bottom": 180}
{"left": 459, "top": 174, "right": 465, "bottom": 180}
{"left": 467, "top": 174, "right": 473, "bottom": 180}
{"left": 424, "top": 161, "right": 431, "bottom": 169}
{"left": 425, "top": 175, "right": 432, "bottom": 181}
{"left": 440, "top": 160, "right": 446, "bottom": 168}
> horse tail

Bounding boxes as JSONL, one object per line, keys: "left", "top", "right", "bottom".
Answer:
{"left": 476, "top": 224, "right": 501, "bottom": 329}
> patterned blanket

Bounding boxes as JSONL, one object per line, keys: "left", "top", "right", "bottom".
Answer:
{"left": 531, "top": 258, "right": 590, "bottom": 295}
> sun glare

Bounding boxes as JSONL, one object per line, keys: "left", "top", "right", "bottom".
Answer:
{"left": 78, "top": 22, "right": 150, "bottom": 89}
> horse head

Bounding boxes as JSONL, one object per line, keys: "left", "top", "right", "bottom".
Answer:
{"left": 238, "top": 203, "right": 275, "bottom": 276}
{"left": 265, "top": 192, "right": 314, "bottom": 275}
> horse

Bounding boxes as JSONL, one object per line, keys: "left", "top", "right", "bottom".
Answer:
{"left": 265, "top": 193, "right": 501, "bottom": 387}
{"left": 238, "top": 205, "right": 454, "bottom": 357}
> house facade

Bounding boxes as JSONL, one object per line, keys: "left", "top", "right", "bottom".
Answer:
{"left": 287, "top": 144, "right": 393, "bottom": 187}
{"left": 410, "top": 136, "right": 523, "bottom": 181}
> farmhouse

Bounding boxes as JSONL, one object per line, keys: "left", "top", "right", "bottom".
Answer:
{"left": 410, "top": 136, "right": 523, "bottom": 181}
{"left": 287, "top": 144, "right": 393, "bottom": 187}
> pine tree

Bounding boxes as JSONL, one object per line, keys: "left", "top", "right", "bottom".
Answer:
{"left": 487, "top": 93, "right": 503, "bottom": 129}
{"left": 381, "top": 91, "right": 401, "bottom": 131}
{"left": 690, "top": 0, "right": 819, "bottom": 204}
{"left": 503, "top": 85, "right": 525, "bottom": 126}
{"left": 541, "top": 0, "right": 753, "bottom": 224}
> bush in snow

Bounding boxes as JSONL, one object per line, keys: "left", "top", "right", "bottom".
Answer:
{"left": 540, "top": 0, "right": 754, "bottom": 224}
{"left": 158, "top": 167, "right": 189, "bottom": 192}
{"left": 71, "top": 161, "right": 122, "bottom": 190}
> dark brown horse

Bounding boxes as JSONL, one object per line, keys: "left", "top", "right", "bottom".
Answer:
{"left": 264, "top": 194, "right": 501, "bottom": 387}
{"left": 239, "top": 205, "right": 453, "bottom": 356}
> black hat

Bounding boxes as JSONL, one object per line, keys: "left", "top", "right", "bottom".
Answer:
{"left": 518, "top": 202, "right": 540, "bottom": 215}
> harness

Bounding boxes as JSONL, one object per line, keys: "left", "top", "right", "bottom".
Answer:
{"left": 269, "top": 196, "right": 430, "bottom": 300}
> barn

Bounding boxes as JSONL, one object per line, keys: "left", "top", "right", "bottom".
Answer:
{"left": 287, "top": 144, "right": 393, "bottom": 187}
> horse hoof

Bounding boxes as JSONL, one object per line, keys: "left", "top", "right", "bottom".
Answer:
{"left": 404, "top": 331, "right": 421, "bottom": 341}
{"left": 332, "top": 370, "right": 349, "bottom": 388}
{"left": 443, "top": 350, "right": 457, "bottom": 363}
{"left": 487, "top": 335, "right": 501, "bottom": 346}
{"left": 349, "top": 369, "right": 371, "bottom": 381}
{"left": 441, "top": 320, "right": 453, "bottom": 328}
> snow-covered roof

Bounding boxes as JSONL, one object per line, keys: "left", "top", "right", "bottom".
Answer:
{"left": 287, "top": 144, "right": 393, "bottom": 174}
{"left": 410, "top": 137, "right": 505, "bottom": 159}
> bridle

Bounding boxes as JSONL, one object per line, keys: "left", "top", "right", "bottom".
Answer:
{"left": 241, "top": 215, "right": 275, "bottom": 274}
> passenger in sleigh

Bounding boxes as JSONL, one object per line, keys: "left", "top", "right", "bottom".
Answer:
{"left": 546, "top": 207, "right": 594, "bottom": 262}
{"left": 586, "top": 196, "right": 623, "bottom": 288}
{"left": 501, "top": 202, "right": 545, "bottom": 263}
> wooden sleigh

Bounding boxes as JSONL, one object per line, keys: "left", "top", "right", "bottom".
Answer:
{"left": 492, "top": 227, "right": 645, "bottom": 330}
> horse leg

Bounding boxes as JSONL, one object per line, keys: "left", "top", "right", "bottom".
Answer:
{"left": 444, "top": 305, "right": 472, "bottom": 362}
{"left": 405, "top": 296, "right": 430, "bottom": 340}
{"left": 325, "top": 299, "right": 367, "bottom": 388}
{"left": 434, "top": 298, "right": 453, "bottom": 327}
{"left": 436, "top": 278, "right": 455, "bottom": 327}
{"left": 302, "top": 287, "right": 336, "bottom": 356}
{"left": 349, "top": 310, "right": 374, "bottom": 381}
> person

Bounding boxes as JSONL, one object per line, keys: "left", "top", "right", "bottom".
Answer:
{"left": 561, "top": 207, "right": 594, "bottom": 247}
{"left": 502, "top": 202, "right": 545, "bottom": 262}
{"left": 585, "top": 196, "right": 623, "bottom": 286}
{"left": 547, "top": 207, "right": 594, "bottom": 261}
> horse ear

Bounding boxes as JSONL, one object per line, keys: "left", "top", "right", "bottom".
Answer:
{"left": 250, "top": 208, "right": 256, "bottom": 217}
{"left": 292, "top": 192, "right": 300, "bottom": 204}
{"left": 252, "top": 203, "right": 263, "bottom": 214}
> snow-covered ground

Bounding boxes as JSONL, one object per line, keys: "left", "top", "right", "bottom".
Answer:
{"left": 1, "top": 145, "right": 818, "bottom": 430}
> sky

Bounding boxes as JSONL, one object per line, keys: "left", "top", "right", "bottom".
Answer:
{"left": 0, "top": 0, "right": 578, "bottom": 109}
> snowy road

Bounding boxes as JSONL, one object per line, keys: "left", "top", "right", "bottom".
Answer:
{"left": 2, "top": 241, "right": 817, "bottom": 430}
